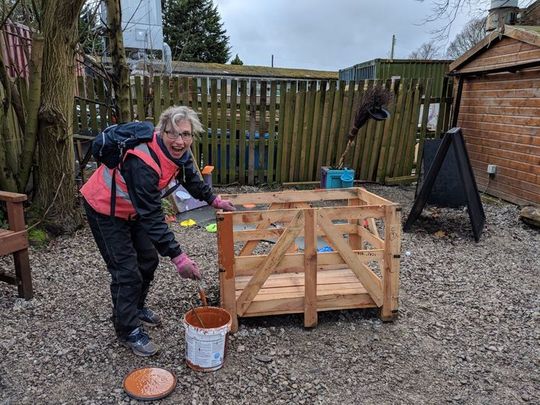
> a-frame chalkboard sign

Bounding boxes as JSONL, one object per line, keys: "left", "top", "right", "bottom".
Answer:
{"left": 404, "top": 127, "right": 485, "bottom": 242}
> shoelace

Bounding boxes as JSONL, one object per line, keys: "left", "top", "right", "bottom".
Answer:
{"left": 131, "top": 327, "right": 150, "bottom": 345}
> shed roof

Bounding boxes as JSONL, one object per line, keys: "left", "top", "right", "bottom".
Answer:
{"left": 167, "top": 61, "right": 338, "bottom": 80}
{"left": 449, "top": 25, "right": 540, "bottom": 74}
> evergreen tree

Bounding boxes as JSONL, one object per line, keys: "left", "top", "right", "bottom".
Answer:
{"left": 163, "top": 0, "right": 231, "bottom": 63}
{"left": 230, "top": 53, "right": 243, "bottom": 65}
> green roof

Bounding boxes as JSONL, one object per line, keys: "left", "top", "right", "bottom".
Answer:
{"left": 169, "top": 61, "right": 338, "bottom": 80}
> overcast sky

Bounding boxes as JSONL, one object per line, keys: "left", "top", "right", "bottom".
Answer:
{"left": 213, "top": 0, "right": 530, "bottom": 71}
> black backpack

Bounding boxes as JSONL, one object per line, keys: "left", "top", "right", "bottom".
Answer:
{"left": 91, "top": 121, "right": 182, "bottom": 216}
{"left": 92, "top": 121, "right": 154, "bottom": 169}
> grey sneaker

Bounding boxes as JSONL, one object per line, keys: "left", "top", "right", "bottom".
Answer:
{"left": 138, "top": 307, "right": 162, "bottom": 327}
{"left": 120, "top": 326, "right": 158, "bottom": 357}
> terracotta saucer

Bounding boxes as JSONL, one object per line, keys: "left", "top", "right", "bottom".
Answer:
{"left": 123, "top": 367, "right": 176, "bottom": 401}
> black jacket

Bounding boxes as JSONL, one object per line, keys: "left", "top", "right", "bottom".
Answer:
{"left": 121, "top": 149, "right": 215, "bottom": 259}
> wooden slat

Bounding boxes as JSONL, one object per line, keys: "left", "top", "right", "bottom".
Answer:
{"left": 402, "top": 80, "right": 423, "bottom": 177}
{"left": 235, "top": 210, "right": 304, "bottom": 316}
{"left": 336, "top": 82, "right": 355, "bottom": 170}
{"left": 135, "top": 76, "right": 145, "bottom": 121}
{"left": 248, "top": 80, "right": 257, "bottom": 185}
{"left": 0, "top": 191, "right": 27, "bottom": 203}
{"left": 223, "top": 188, "right": 360, "bottom": 204}
{"left": 238, "top": 203, "right": 283, "bottom": 255}
{"left": 316, "top": 81, "right": 336, "bottom": 177}
{"left": 416, "top": 78, "right": 433, "bottom": 179}
{"left": 240, "top": 292, "right": 376, "bottom": 317}
{"left": 0, "top": 230, "right": 28, "bottom": 256}
{"left": 275, "top": 80, "right": 287, "bottom": 183}
{"left": 238, "top": 80, "right": 247, "bottom": 185}
{"left": 97, "top": 78, "right": 111, "bottom": 128}
{"left": 309, "top": 81, "right": 326, "bottom": 180}
{"left": 152, "top": 76, "right": 161, "bottom": 125}
{"left": 233, "top": 222, "right": 357, "bottom": 241}
{"left": 303, "top": 209, "right": 317, "bottom": 327}
{"left": 318, "top": 211, "right": 383, "bottom": 306}
{"left": 289, "top": 81, "right": 305, "bottom": 181}
{"left": 300, "top": 81, "right": 316, "bottom": 181}
{"left": 172, "top": 76, "right": 180, "bottom": 106}
{"left": 229, "top": 79, "right": 238, "bottom": 183}
{"left": 220, "top": 78, "right": 227, "bottom": 184}
{"left": 234, "top": 248, "right": 385, "bottom": 276}
{"left": 217, "top": 213, "right": 238, "bottom": 332}
{"left": 392, "top": 79, "right": 415, "bottom": 177}
{"left": 162, "top": 76, "right": 170, "bottom": 110}
{"left": 384, "top": 79, "right": 407, "bottom": 181}
{"left": 200, "top": 77, "right": 209, "bottom": 166}
{"left": 86, "top": 76, "right": 99, "bottom": 133}
{"left": 235, "top": 269, "right": 366, "bottom": 288}
{"left": 267, "top": 81, "right": 277, "bottom": 184}
{"left": 77, "top": 76, "right": 87, "bottom": 132}
{"left": 359, "top": 80, "right": 377, "bottom": 179}
{"left": 258, "top": 80, "right": 267, "bottom": 183}
{"left": 326, "top": 81, "right": 345, "bottom": 166}
{"left": 210, "top": 78, "right": 218, "bottom": 183}
{"left": 368, "top": 80, "right": 392, "bottom": 181}
{"left": 182, "top": 77, "right": 190, "bottom": 107}
{"left": 381, "top": 205, "right": 401, "bottom": 320}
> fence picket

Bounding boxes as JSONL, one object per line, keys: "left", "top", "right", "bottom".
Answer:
{"left": 135, "top": 76, "right": 145, "bottom": 121}
{"left": 268, "top": 81, "right": 277, "bottom": 184}
{"left": 290, "top": 81, "right": 305, "bottom": 181}
{"left": 259, "top": 80, "right": 267, "bottom": 183}
{"left": 220, "top": 78, "right": 227, "bottom": 184}
{"left": 309, "top": 81, "right": 325, "bottom": 180}
{"left": 229, "top": 80, "right": 238, "bottom": 183}
{"left": 210, "top": 79, "right": 218, "bottom": 184}
{"left": 238, "top": 80, "right": 248, "bottom": 185}
{"left": 248, "top": 80, "right": 257, "bottom": 185}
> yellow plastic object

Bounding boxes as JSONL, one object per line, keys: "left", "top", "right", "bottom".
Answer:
{"left": 205, "top": 223, "right": 217, "bottom": 233}
{"left": 180, "top": 219, "right": 197, "bottom": 227}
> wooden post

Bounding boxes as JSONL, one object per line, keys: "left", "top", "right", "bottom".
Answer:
{"left": 217, "top": 213, "right": 238, "bottom": 332}
{"left": 1, "top": 193, "right": 32, "bottom": 300}
{"left": 303, "top": 208, "right": 317, "bottom": 327}
{"left": 381, "top": 204, "right": 401, "bottom": 320}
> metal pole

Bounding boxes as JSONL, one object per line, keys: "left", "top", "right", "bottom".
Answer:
{"left": 390, "top": 35, "right": 396, "bottom": 60}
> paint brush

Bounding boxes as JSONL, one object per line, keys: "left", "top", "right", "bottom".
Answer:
{"left": 189, "top": 302, "right": 206, "bottom": 328}
{"left": 198, "top": 281, "right": 208, "bottom": 306}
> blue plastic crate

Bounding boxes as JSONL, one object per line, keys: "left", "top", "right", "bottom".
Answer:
{"left": 320, "top": 167, "right": 355, "bottom": 189}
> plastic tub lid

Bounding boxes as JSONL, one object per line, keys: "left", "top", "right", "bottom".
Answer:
{"left": 175, "top": 190, "right": 191, "bottom": 201}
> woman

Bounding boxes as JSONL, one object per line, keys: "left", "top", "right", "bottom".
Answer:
{"left": 81, "top": 106, "right": 235, "bottom": 357}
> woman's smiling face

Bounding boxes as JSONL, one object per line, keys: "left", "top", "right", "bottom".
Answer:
{"left": 162, "top": 119, "right": 193, "bottom": 159}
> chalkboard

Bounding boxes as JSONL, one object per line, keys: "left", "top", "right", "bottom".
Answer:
{"left": 419, "top": 139, "right": 467, "bottom": 208}
{"left": 404, "top": 127, "right": 485, "bottom": 242}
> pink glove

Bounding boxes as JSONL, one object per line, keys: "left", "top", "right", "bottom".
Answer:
{"left": 211, "top": 196, "right": 236, "bottom": 211}
{"left": 172, "top": 253, "right": 201, "bottom": 280}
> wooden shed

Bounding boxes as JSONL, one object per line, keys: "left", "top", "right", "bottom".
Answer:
{"left": 449, "top": 25, "right": 540, "bottom": 206}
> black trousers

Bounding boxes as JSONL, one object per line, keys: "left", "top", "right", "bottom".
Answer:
{"left": 84, "top": 201, "right": 159, "bottom": 338}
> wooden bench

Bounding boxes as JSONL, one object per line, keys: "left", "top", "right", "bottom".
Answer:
{"left": 0, "top": 191, "right": 32, "bottom": 299}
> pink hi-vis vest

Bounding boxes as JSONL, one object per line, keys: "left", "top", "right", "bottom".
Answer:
{"left": 81, "top": 133, "right": 180, "bottom": 219}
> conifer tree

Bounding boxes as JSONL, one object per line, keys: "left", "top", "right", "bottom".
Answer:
{"left": 230, "top": 53, "right": 243, "bottom": 65}
{"left": 163, "top": 0, "right": 231, "bottom": 63}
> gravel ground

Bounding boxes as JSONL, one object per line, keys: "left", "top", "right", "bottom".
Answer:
{"left": 1, "top": 184, "right": 539, "bottom": 405}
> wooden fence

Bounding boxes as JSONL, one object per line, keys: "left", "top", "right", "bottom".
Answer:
{"left": 74, "top": 75, "right": 454, "bottom": 186}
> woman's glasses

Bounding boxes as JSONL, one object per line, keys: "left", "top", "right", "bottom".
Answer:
{"left": 164, "top": 129, "right": 193, "bottom": 140}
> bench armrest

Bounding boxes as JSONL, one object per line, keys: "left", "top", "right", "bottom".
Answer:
{"left": 0, "top": 191, "right": 27, "bottom": 203}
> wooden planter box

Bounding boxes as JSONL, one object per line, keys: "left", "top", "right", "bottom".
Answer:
{"left": 216, "top": 188, "right": 401, "bottom": 332}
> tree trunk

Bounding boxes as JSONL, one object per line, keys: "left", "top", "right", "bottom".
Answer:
{"left": 34, "top": 0, "right": 85, "bottom": 234}
{"left": 107, "top": 0, "right": 130, "bottom": 123}
{"left": 19, "top": 34, "right": 44, "bottom": 191}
